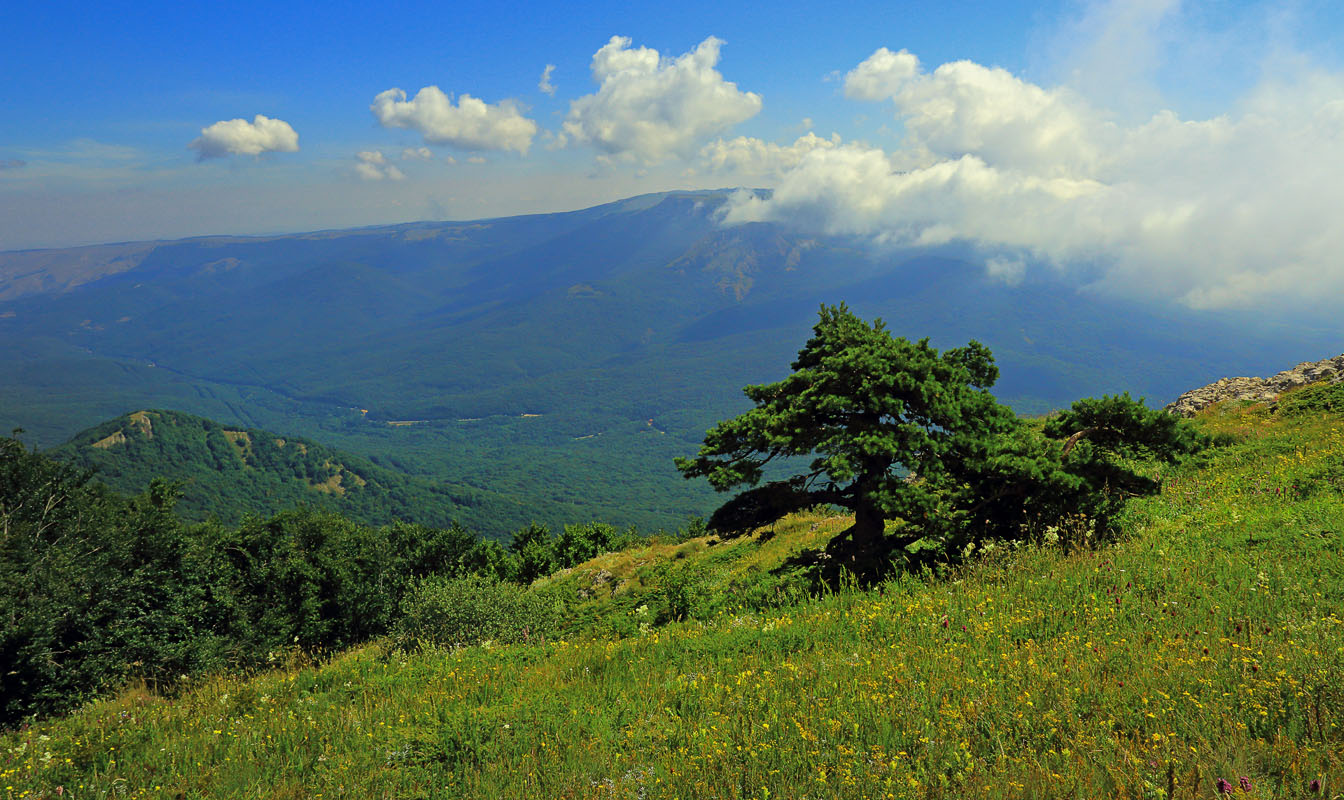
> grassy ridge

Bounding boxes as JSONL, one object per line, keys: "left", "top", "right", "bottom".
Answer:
{"left": 2, "top": 402, "right": 1342, "bottom": 798}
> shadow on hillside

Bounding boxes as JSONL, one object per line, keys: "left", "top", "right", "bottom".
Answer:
{"left": 771, "top": 534, "right": 931, "bottom": 591}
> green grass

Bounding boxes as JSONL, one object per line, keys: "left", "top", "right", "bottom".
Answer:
{"left": 3, "top": 404, "right": 1343, "bottom": 799}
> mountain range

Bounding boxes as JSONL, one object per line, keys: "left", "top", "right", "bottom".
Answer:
{"left": 3, "top": 190, "right": 1338, "bottom": 532}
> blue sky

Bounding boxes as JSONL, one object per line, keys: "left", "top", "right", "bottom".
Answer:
{"left": 3, "top": 0, "right": 1344, "bottom": 310}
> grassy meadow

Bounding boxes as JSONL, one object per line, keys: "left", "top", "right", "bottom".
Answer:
{"left": 3, "top": 399, "right": 1343, "bottom": 799}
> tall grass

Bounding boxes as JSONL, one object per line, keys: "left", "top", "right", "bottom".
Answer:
{"left": 3, "top": 404, "right": 1342, "bottom": 799}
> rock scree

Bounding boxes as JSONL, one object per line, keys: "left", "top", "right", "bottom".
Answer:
{"left": 1165, "top": 354, "right": 1344, "bottom": 417}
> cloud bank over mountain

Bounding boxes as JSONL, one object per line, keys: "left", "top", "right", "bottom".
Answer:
{"left": 721, "top": 44, "right": 1344, "bottom": 310}
{"left": 701, "top": 133, "right": 842, "bottom": 177}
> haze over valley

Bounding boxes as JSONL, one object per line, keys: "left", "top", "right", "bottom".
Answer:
{"left": 3, "top": 190, "right": 1338, "bottom": 534}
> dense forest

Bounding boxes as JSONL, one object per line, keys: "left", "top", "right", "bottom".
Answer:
{"left": 46, "top": 409, "right": 611, "bottom": 539}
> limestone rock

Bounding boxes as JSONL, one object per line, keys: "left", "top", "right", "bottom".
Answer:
{"left": 1165, "top": 354, "right": 1344, "bottom": 417}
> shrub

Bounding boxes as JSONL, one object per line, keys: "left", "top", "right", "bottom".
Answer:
{"left": 655, "top": 562, "right": 716, "bottom": 623}
{"left": 1278, "top": 381, "right": 1344, "bottom": 416}
{"left": 508, "top": 523, "right": 556, "bottom": 584}
{"left": 555, "top": 522, "right": 641, "bottom": 568}
{"left": 394, "top": 575, "right": 562, "bottom": 650}
{"left": 202, "top": 509, "right": 400, "bottom": 654}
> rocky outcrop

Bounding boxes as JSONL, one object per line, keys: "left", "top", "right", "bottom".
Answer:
{"left": 1165, "top": 355, "right": 1344, "bottom": 417}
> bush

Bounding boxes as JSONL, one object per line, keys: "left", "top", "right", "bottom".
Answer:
{"left": 508, "top": 523, "right": 556, "bottom": 584}
{"left": 394, "top": 575, "right": 562, "bottom": 650}
{"left": 1278, "top": 381, "right": 1344, "bottom": 416}
{"left": 654, "top": 562, "right": 716, "bottom": 623}
{"left": 555, "top": 522, "right": 641, "bottom": 568}
{"left": 201, "top": 509, "right": 401, "bottom": 654}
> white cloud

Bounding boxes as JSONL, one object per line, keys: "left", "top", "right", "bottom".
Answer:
{"left": 466, "top": 156, "right": 486, "bottom": 164}
{"left": 562, "top": 35, "right": 762, "bottom": 163}
{"left": 843, "top": 47, "right": 921, "bottom": 102}
{"left": 539, "top": 64, "right": 557, "bottom": 96}
{"left": 701, "top": 132, "right": 841, "bottom": 176}
{"left": 722, "top": 45, "right": 1344, "bottom": 310}
{"left": 371, "top": 87, "right": 537, "bottom": 154}
{"left": 355, "top": 150, "right": 405, "bottom": 181}
{"left": 401, "top": 146, "right": 433, "bottom": 160}
{"left": 843, "top": 48, "right": 1106, "bottom": 175}
{"left": 189, "top": 115, "right": 299, "bottom": 159}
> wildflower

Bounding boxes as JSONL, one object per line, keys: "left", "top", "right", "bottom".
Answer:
{"left": 1310, "top": 779, "right": 1321, "bottom": 793}
{"left": 1240, "top": 776, "right": 1252, "bottom": 792}
{"left": 1217, "top": 778, "right": 1234, "bottom": 794}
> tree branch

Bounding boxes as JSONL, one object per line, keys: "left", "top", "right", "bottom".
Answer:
{"left": 1060, "top": 427, "right": 1098, "bottom": 458}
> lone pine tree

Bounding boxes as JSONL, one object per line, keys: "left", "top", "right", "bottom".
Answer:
{"left": 676, "top": 304, "right": 1205, "bottom": 577}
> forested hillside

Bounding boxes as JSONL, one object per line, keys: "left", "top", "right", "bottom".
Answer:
{"left": 46, "top": 409, "right": 579, "bottom": 537}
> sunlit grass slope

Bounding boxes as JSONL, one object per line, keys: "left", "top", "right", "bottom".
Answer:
{"left": 3, "top": 400, "right": 1343, "bottom": 799}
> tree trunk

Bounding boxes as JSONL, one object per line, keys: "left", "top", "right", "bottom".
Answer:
{"left": 826, "top": 497, "right": 888, "bottom": 579}
{"left": 850, "top": 500, "right": 886, "bottom": 552}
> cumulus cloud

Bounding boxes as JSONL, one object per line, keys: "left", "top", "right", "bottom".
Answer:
{"left": 189, "top": 114, "right": 299, "bottom": 159}
{"left": 371, "top": 87, "right": 537, "bottom": 154}
{"left": 701, "top": 132, "right": 841, "bottom": 176}
{"left": 539, "top": 64, "right": 557, "bottom": 96}
{"left": 843, "top": 48, "right": 1106, "bottom": 175}
{"left": 843, "top": 47, "right": 921, "bottom": 102}
{"left": 401, "top": 146, "right": 433, "bottom": 160}
{"left": 562, "top": 35, "right": 762, "bottom": 163}
{"left": 355, "top": 150, "right": 405, "bottom": 181}
{"left": 721, "top": 44, "right": 1344, "bottom": 310}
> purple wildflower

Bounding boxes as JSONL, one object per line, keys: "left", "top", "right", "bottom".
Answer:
{"left": 1310, "top": 779, "right": 1321, "bottom": 794}
{"left": 1216, "top": 778, "right": 1234, "bottom": 794}
{"left": 1239, "top": 776, "right": 1252, "bottom": 792}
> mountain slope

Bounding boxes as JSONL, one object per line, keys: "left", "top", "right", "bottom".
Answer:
{"left": 5, "top": 400, "right": 1341, "bottom": 797}
{"left": 3, "top": 190, "right": 1340, "bottom": 531}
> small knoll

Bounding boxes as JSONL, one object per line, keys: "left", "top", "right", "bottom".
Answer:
{"left": 1166, "top": 353, "right": 1344, "bottom": 417}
